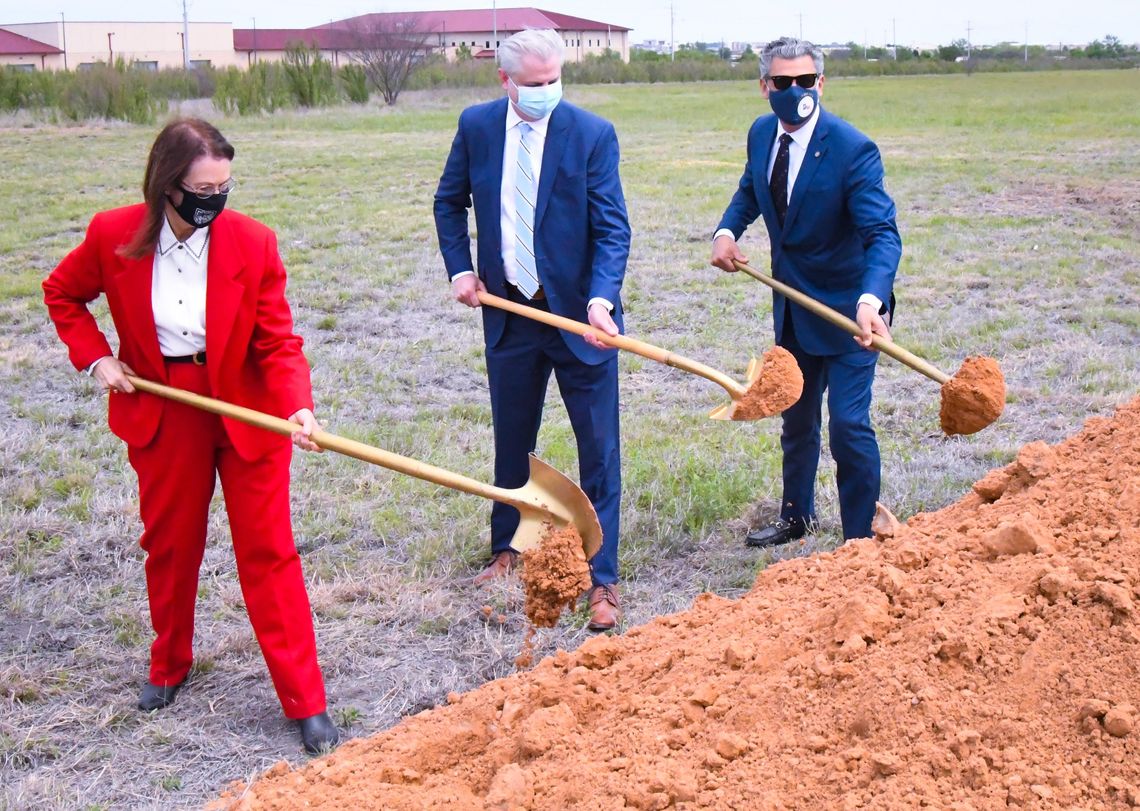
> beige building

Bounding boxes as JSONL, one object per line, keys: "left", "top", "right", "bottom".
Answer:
{"left": 1, "top": 20, "right": 243, "bottom": 71}
{"left": 1, "top": 8, "right": 631, "bottom": 71}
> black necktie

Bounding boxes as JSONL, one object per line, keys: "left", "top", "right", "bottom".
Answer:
{"left": 770, "top": 132, "right": 793, "bottom": 226}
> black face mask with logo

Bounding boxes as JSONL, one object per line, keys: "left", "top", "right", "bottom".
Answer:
{"left": 168, "top": 190, "right": 227, "bottom": 229}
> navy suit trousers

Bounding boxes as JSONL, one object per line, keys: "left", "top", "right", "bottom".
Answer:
{"left": 485, "top": 295, "right": 621, "bottom": 585}
{"left": 778, "top": 312, "right": 881, "bottom": 540}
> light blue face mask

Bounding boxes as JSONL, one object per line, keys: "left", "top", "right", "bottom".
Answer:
{"left": 510, "top": 78, "right": 563, "bottom": 120}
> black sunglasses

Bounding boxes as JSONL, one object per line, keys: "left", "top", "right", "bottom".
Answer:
{"left": 768, "top": 73, "right": 818, "bottom": 90}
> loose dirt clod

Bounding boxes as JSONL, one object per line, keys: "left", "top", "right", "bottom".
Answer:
{"left": 215, "top": 397, "right": 1140, "bottom": 811}
{"left": 517, "top": 523, "right": 592, "bottom": 629}
{"left": 731, "top": 345, "right": 803, "bottom": 421}
{"left": 940, "top": 355, "right": 1006, "bottom": 435}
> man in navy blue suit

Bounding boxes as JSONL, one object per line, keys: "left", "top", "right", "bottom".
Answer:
{"left": 434, "top": 29, "right": 630, "bottom": 630}
{"left": 711, "top": 37, "right": 902, "bottom": 547}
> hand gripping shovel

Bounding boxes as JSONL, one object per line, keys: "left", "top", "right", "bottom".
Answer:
{"left": 476, "top": 291, "right": 803, "bottom": 421}
{"left": 732, "top": 261, "right": 1005, "bottom": 435}
{"left": 125, "top": 376, "right": 602, "bottom": 557}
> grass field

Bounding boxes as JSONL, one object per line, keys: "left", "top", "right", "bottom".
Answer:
{"left": 1, "top": 70, "right": 1138, "bottom": 809}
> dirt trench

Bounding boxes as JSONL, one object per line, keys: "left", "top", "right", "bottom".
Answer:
{"left": 214, "top": 397, "right": 1140, "bottom": 811}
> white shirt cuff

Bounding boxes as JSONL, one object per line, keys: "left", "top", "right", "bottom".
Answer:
{"left": 450, "top": 270, "right": 475, "bottom": 281}
{"left": 587, "top": 297, "right": 613, "bottom": 314}
{"left": 858, "top": 293, "right": 884, "bottom": 313}
{"left": 713, "top": 228, "right": 736, "bottom": 242}
{"left": 85, "top": 356, "right": 111, "bottom": 376}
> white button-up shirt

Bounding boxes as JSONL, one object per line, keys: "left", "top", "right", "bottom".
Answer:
{"left": 152, "top": 216, "right": 208, "bottom": 356}
{"left": 500, "top": 105, "right": 550, "bottom": 287}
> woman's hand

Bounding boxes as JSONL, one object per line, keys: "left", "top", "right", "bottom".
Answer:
{"left": 288, "top": 408, "right": 323, "bottom": 452}
{"left": 92, "top": 357, "right": 137, "bottom": 394}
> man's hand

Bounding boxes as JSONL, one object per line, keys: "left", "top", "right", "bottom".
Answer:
{"left": 854, "top": 302, "right": 891, "bottom": 349}
{"left": 451, "top": 274, "right": 486, "bottom": 308}
{"left": 287, "top": 408, "right": 323, "bottom": 453}
{"left": 584, "top": 302, "right": 619, "bottom": 350}
{"left": 92, "top": 357, "right": 137, "bottom": 394}
{"left": 710, "top": 234, "right": 748, "bottom": 272}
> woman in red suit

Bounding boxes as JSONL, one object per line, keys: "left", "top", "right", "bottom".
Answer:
{"left": 43, "top": 118, "right": 338, "bottom": 754}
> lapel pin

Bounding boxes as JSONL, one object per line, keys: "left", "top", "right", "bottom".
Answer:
{"left": 814, "top": 151, "right": 821, "bottom": 158}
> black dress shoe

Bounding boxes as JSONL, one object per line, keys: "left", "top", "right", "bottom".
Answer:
{"left": 298, "top": 711, "right": 339, "bottom": 755}
{"left": 745, "top": 518, "right": 808, "bottom": 548}
{"left": 138, "top": 678, "right": 185, "bottom": 711}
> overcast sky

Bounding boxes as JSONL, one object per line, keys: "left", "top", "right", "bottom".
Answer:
{"left": 2, "top": 0, "right": 1136, "bottom": 47}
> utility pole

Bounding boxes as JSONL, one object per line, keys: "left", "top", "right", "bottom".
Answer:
{"left": 492, "top": 0, "right": 497, "bottom": 63}
{"left": 670, "top": 2, "right": 675, "bottom": 62}
{"left": 107, "top": 31, "right": 114, "bottom": 62}
{"left": 1024, "top": 21, "right": 1028, "bottom": 63}
{"left": 251, "top": 17, "right": 257, "bottom": 65}
{"left": 59, "top": 11, "right": 68, "bottom": 70}
{"left": 181, "top": 0, "right": 191, "bottom": 70}
{"left": 893, "top": 17, "right": 897, "bottom": 59}
{"left": 966, "top": 20, "right": 972, "bottom": 59}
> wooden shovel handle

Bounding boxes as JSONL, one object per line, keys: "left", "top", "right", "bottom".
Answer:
{"left": 126, "top": 375, "right": 511, "bottom": 501}
{"left": 476, "top": 291, "right": 744, "bottom": 396}
{"left": 732, "top": 261, "right": 950, "bottom": 385}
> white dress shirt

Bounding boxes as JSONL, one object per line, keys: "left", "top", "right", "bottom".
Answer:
{"left": 152, "top": 216, "right": 209, "bottom": 356}
{"left": 716, "top": 106, "right": 883, "bottom": 314}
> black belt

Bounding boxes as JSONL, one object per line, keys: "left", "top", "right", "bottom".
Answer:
{"left": 164, "top": 351, "right": 206, "bottom": 365}
{"left": 506, "top": 283, "right": 546, "bottom": 302}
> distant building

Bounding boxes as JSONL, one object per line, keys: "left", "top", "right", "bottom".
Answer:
{"left": 0, "top": 8, "right": 631, "bottom": 71}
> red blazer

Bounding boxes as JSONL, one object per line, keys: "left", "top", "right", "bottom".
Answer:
{"left": 44, "top": 203, "right": 314, "bottom": 461}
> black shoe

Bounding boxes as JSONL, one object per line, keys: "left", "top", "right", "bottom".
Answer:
{"left": 745, "top": 518, "right": 808, "bottom": 548}
{"left": 138, "top": 678, "right": 185, "bottom": 712}
{"left": 298, "top": 711, "right": 339, "bottom": 755}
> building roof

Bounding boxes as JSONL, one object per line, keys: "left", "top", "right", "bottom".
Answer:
{"left": 0, "top": 28, "right": 62, "bottom": 56}
{"left": 232, "top": 27, "right": 360, "bottom": 51}
{"left": 316, "top": 8, "right": 630, "bottom": 34}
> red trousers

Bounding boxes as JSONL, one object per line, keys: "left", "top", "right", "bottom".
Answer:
{"left": 126, "top": 363, "right": 327, "bottom": 720}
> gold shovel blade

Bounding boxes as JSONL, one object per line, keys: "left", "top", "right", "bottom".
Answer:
{"left": 708, "top": 356, "right": 762, "bottom": 421}
{"left": 509, "top": 454, "right": 603, "bottom": 559}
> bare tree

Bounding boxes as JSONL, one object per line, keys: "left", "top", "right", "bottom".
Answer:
{"left": 347, "top": 15, "right": 437, "bottom": 105}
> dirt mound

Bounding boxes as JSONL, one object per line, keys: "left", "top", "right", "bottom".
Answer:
{"left": 731, "top": 346, "right": 803, "bottom": 421}
{"left": 214, "top": 398, "right": 1140, "bottom": 811}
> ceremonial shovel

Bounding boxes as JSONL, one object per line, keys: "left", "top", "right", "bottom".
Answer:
{"left": 125, "top": 376, "right": 602, "bottom": 557}
{"left": 732, "top": 260, "right": 1005, "bottom": 435}
{"left": 476, "top": 291, "right": 803, "bottom": 421}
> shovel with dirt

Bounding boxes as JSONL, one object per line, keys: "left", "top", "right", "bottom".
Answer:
{"left": 476, "top": 291, "right": 804, "bottom": 421}
{"left": 125, "top": 376, "right": 602, "bottom": 558}
{"left": 731, "top": 261, "right": 1006, "bottom": 435}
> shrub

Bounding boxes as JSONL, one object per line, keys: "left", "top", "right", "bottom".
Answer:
{"left": 339, "top": 64, "right": 369, "bottom": 104}
{"left": 282, "top": 44, "right": 338, "bottom": 108}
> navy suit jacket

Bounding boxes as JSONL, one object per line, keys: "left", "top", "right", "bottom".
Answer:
{"left": 434, "top": 98, "right": 631, "bottom": 365}
{"left": 717, "top": 108, "right": 901, "bottom": 357}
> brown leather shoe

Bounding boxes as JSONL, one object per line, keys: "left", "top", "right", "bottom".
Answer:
{"left": 472, "top": 550, "right": 518, "bottom": 586}
{"left": 586, "top": 584, "right": 621, "bottom": 631}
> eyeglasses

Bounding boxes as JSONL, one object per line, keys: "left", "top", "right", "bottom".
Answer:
{"left": 180, "top": 177, "right": 237, "bottom": 198}
{"left": 768, "top": 73, "right": 818, "bottom": 91}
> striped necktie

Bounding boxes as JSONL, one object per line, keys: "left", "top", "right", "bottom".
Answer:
{"left": 513, "top": 122, "right": 541, "bottom": 298}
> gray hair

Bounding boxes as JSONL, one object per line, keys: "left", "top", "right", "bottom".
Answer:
{"left": 759, "top": 37, "right": 824, "bottom": 78}
{"left": 499, "top": 28, "right": 565, "bottom": 76}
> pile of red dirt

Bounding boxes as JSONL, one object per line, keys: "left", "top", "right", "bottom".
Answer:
{"left": 731, "top": 345, "right": 803, "bottom": 421}
{"left": 214, "top": 397, "right": 1139, "bottom": 811}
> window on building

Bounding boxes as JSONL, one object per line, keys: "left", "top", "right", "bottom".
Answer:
{"left": 10, "top": 63, "right": 35, "bottom": 72}
{"left": 451, "top": 40, "right": 456, "bottom": 46}
{"left": 133, "top": 60, "right": 158, "bottom": 71}
{"left": 190, "top": 59, "right": 211, "bottom": 69}
{"left": 485, "top": 40, "right": 490, "bottom": 48}
{"left": 78, "top": 62, "right": 97, "bottom": 71}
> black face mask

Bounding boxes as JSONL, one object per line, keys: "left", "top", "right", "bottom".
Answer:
{"left": 168, "top": 190, "right": 227, "bottom": 228}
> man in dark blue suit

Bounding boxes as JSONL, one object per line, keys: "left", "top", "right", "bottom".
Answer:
{"left": 711, "top": 37, "right": 901, "bottom": 547}
{"left": 434, "top": 29, "right": 630, "bottom": 630}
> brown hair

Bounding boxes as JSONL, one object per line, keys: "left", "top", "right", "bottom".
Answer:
{"left": 117, "top": 117, "right": 235, "bottom": 260}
